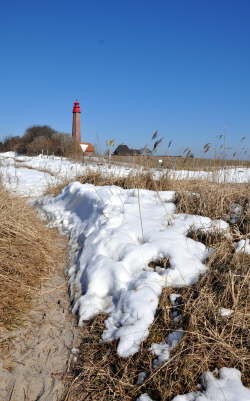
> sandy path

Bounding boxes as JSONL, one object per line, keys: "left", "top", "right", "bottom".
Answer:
{"left": 0, "top": 239, "right": 80, "bottom": 401}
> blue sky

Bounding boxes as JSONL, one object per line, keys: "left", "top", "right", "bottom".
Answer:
{"left": 0, "top": 0, "right": 250, "bottom": 156}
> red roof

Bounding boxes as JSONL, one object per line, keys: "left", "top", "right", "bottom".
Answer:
{"left": 80, "top": 142, "right": 95, "bottom": 153}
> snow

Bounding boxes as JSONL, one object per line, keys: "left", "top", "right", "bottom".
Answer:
{"left": 164, "top": 167, "right": 250, "bottom": 184}
{"left": 0, "top": 152, "right": 249, "bottom": 198}
{"left": 0, "top": 153, "right": 60, "bottom": 196}
{"left": 0, "top": 164, "right": 58, "bottom": 197}
{"left": 35, "top": 182, "right": 229, "bottom": 357}
{"left": 235, "top": 239, "right": 250, "bottom": 255}
{"left": 151, "top": 329, "right": 184, "bottom": 368}
{"left": 170, "top": 293, "right": 182, "bottom": 305}
{"left": 136, "top": 372, "right": 148, "bottom": 385}
{"left": 0, "top": 152, "right": 135, "bottom": 182}
{"left": 136, "top": 394, "right": 155, "bottom": 401}
{"left": 171, "top": 368, "right": 250, "bottom": 401}
{"left": 219, "top": 308, "right": 233, "bottom": 317}
{"left": 170, "top": 293, "right": 183, "bottom": 322}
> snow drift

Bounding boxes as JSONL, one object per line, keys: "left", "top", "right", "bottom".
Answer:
{"left": 36, "top": 182, "right": 229, "bottom": 357}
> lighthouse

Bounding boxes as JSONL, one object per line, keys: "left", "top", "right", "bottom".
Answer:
{"left": 72, "top": 100, "right": 81, "bottom": 143}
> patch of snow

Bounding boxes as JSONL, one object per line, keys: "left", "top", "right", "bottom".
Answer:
{"left": 171, "top": 367, "right": 250, "bottom": 401}
{"left": 170, "top": 293, "right": 183, "bottom": 322}
{"left": 167, "top": 329, "right": 184, "bottom": 348}
{"left": 136, "top": 394, "right": 155, "bottom": 401}
{"left": 151, "top": 329, "right": 184, "bottom": 368}
{"left": 136, "top": 372, "right": 148, "bottom": 385}
{"left": 235, "top": 239, "right": 250, "bottom": 255}
{"left": 151, "top": 343, "right": 170, "bottom": 368}
{"left": 219, "top": 308, "right": 233, "bottom": 317}
{"left": 169, "top": 293, "right": 182, "bottom": 305}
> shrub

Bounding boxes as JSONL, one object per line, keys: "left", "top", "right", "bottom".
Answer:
{"left": 0, "top": 126, "right": 74, "bottom": 157}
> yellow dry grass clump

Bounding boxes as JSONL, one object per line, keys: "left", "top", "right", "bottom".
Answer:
{"left": 0, "top": 186, "right": 64, "bottom": 329}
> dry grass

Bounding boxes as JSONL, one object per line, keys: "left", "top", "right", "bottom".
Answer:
{"left": 45, "top": 170, "right": 172, "bottom": 196}
{"left": 0, "top": 186, "right": 64, "bottom": 329}
{"left": 85, "top": 154, "right": 250, "bottom": 171}
{"left": 176, "top": 182, "right": 250, "bottom": 234}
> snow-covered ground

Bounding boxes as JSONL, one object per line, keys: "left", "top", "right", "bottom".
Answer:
{"left": 0, "top": 152, "right": 135, "bottom": 196}
{"left": 36, "top": 183, "right": 230, "bottom": 357}
{"left": 0, "top": 151, "right": 250, "bottom": 197}
{"left": 0, "top": 164, "right": 58, "bottom": 197}
{"left": 1, "top": 151, "right": 249, "bottom": 400}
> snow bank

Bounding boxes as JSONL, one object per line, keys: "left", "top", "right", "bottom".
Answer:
{"left": 36, "top": 182, "right": 229, "bottom": 357}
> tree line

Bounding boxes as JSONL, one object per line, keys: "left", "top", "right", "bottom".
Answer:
{"left": 0, "top": 126, "right": 76, "bottom": 156}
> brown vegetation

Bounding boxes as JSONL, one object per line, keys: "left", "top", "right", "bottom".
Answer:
{"left": 0, "top": 125, "right": 76, "bottom": 157}
{"left": 0, "top": 186, "right": 65, "bottom": 329}
{"left": 98, "top": 154, "right": 250, "bottom": 171}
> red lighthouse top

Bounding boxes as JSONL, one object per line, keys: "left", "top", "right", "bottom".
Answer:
{"left": 72, "top": 100, "right": 81, "bottom": 113}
